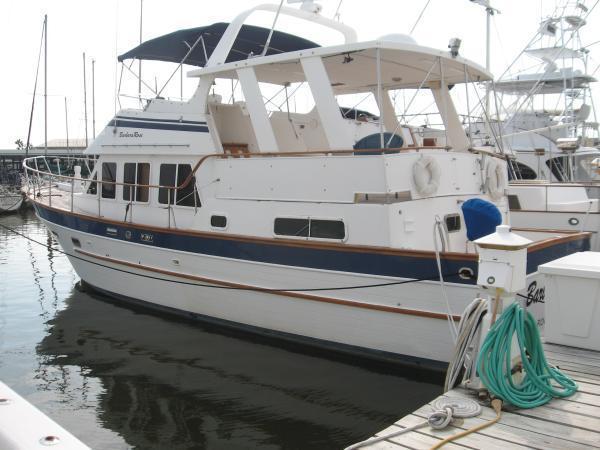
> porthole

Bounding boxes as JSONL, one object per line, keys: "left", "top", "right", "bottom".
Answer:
{"left": 71, "top": 238, "right": 81, "bottom": 248}
{"left": 211, "top": 215, "right": 227, "bottom": 228}
{"left": 568, "top": 217, "right": 580, "bottom": 226}
{"left": 458, "top": 267, "right": 475, "bottom": 280}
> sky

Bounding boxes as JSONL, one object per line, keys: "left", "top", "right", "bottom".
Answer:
{"left": 1, "top": 0, "right": 599, "bottom": 149}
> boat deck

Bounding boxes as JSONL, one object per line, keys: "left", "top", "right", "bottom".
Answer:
{"left": 351, "top": 342, "right": 600, "bottom": 449}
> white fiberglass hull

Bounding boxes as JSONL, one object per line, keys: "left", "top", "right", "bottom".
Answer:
{"left": 40, "top": 215, "right": 554, "bottom": 370}
{"left": 510, "top": 210, "right": 600, "bottom": 251}
{"left": 0, "top": 193, "right": 23, "bottom": 213}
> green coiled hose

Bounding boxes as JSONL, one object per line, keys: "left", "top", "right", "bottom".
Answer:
{"left": 476, "top": 302, "right": 578, "bottom": 409}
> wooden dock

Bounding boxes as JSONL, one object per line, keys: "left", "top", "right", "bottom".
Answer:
{"left": 352, "top": 342, "right": 600, "bottom": 449}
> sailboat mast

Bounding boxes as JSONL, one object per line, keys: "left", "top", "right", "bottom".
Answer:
{"left": 92, "top": 58, "right": 96, "bottom": 139}
{"left": 138, "top": 0, "right": 143, "bottom": 104}
{"left": 44, "top": 14, "right": 48, "bottom": 157}
{"left": 64, "top": 97, "right": 69, "bottom": 153}
{"left": 485, "top": 7, "right": 491, "bottom": 115}
{"left": 83, "top": 52, "right": 88, "bottom": 147}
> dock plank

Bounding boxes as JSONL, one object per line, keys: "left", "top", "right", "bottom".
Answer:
{"left": 391, "top": 414, "right": 524, "bottom": 450}
{"left": 374, "top": 423, "right": 469, "bottom": 449}
{"left": 411, "top": 406, "right": 594, "bottom": 450}
{"left": 543, "top": 343, "right": 600, "bottom": 361}
{"left": 561, "top": 370, "right": 600, "bottom": 387}
{"left": 348, "top": 343, "right": 600, "bottom": 449}
{"left": 428, "top": 394, "right": 600, "bottom": 449}
{"left": 445, "top": 388, "right": 600, "bottom": 433}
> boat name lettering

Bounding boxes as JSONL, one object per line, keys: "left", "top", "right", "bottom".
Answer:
{"left": 140, "top": 232, "right": 154, "bottom": 243}
{"left": 525, "top": 281, "right": 545, "bottom": 306}
{"left": 119, "top": 131, "right": 143, "bottom": 138}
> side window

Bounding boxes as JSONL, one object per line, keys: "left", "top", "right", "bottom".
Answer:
{"left": 158, "top": 164, "right": 200, "bottom": 207}
{"left": 310, "top": 219, "right": 345, "bottom": 239}
{"left": 123, "top": 163, "right": 150, "bottom": 202}
{"left": 274, "top": 218, "right": 309, "bottom": 237}
{"left": 176, "top": 164, "right": 200, "bottom": 207}
{"left": 274, "top": 218, "right": 345, "bottom": 240}
{"left": 101, "top": 162, "right": 117, "bottom": 199}
{"left": 158, "top": 164, "right": 176, "bottom": 204}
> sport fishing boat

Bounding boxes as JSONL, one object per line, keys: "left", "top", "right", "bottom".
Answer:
{"left": 498, "top": 0, "right": 600, "bottom": 250}
{"left": 23, "top": 1, "right": 590, "bottom": 369}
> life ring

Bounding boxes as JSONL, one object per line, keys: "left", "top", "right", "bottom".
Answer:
{"left": 485, "top": 161, "right": 506, "bottom": 201}
{"left": 413, "top": 156, "right": 441, "bottom": 196}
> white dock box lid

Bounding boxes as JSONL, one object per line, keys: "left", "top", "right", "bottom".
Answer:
{"left": 539, "top": 252, "right": 600, "bottom": 351}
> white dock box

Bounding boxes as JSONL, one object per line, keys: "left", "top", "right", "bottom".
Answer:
{"left": 539, "top": 252, "right": 600, "bottom": 351}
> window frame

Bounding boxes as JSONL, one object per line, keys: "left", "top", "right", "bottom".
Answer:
{"left": 158, "top": 163, "right": 201, "bottom": 209}
{"left": 101, "top": 162, "right": 118, "bottom": 200}
{"left": 122, "top": 162, "right": 151, "bottom": 204}
{"left": 273, "top": 216, "right": 346, "bottom": 242}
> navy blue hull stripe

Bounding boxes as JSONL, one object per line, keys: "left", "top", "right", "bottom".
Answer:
{"left": 115, "top": 115, "right": 207, "bottom": 125}
{"left": 108, "top": 119, "right": 209, "bottom": 133}
{"left": 34, "top": 203, "right": 590, "bottom": 285}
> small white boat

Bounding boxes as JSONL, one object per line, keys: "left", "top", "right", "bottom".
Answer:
{"left": 0, "top": 186, "right": 23, "bottom": 213}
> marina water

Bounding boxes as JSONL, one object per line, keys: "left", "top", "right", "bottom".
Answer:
{"left": 0, "top": 211, "right": 440, "bottom": 449}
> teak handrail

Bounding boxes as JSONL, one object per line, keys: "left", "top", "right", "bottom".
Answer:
{"left": 23, "top": 145, "right": 451, "bottom": 192}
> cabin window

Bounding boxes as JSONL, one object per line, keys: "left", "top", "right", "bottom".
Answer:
{"left": 509, "top": 161, "right": 537, "bottom": 181}
{"left": 123, "top": 163, "right": 150, "bottom": 202}
{"left": 158, "top": 164, "right": 201, "bottom": 207}
{"left": 211, "top": 215, "right": 227, "bottom": 228}
{"left": 546, "top": 157, "right": 570, "bottom": 182}
{"left": 444, "top": 214, "right": 461, "bottom": 233}
{"left": 310, "top": 219, "right": 345, "bottom": 239}
{"left": 101, "top": 162, "right": 117, "bottom": 199}
{"left": 176, "top": 164, "right": 200, "bottom": 207}
{"left": 274, "top": 218, "right": 310, "bottom": 237}
{"left": 274, "top": 218, "right": 345, "bottom": 240}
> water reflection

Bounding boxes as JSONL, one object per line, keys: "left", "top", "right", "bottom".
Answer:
{"left": 37, "top": 288, "right": 441, "bottom": 449}
{"left": 2, "top": 211, "right": 441, "bottom": 450}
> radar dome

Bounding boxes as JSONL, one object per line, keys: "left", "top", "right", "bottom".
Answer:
{"left": 377, "top": 34, "right": 417, "bottom": 45}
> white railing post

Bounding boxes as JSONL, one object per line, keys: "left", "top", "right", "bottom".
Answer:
{"left": 70, "top": 172, "right": 74, "bottom": 213}
{"left": 48, "top": 172, "right": 52, "bottom": 207}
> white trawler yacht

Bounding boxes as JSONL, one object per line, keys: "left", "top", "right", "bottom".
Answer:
{"left": 24, "top": 1, "right": 590, "bottom": 369}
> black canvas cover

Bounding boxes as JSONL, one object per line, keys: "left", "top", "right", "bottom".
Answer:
{"left": 118, "top": 22, "right": 320, "bottom": 67}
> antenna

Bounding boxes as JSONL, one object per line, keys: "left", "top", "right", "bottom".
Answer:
{"left": 470, "top": 0, "right": 501, "bottom": 118}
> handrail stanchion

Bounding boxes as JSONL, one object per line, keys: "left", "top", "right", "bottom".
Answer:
{"left": 98, "top": 180, "right": 101, "bottom": 217}
{"left": 129, "top": 183, "right": 133, "bottom": 223}
{"left": 70, "top": 173, "right": 74, "bottom": 213}
{"left": 168, "top": 187, "right": 172, "bottom": 229}
{"left": 48, "top": 172, "right": 52, "bottom": 207}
